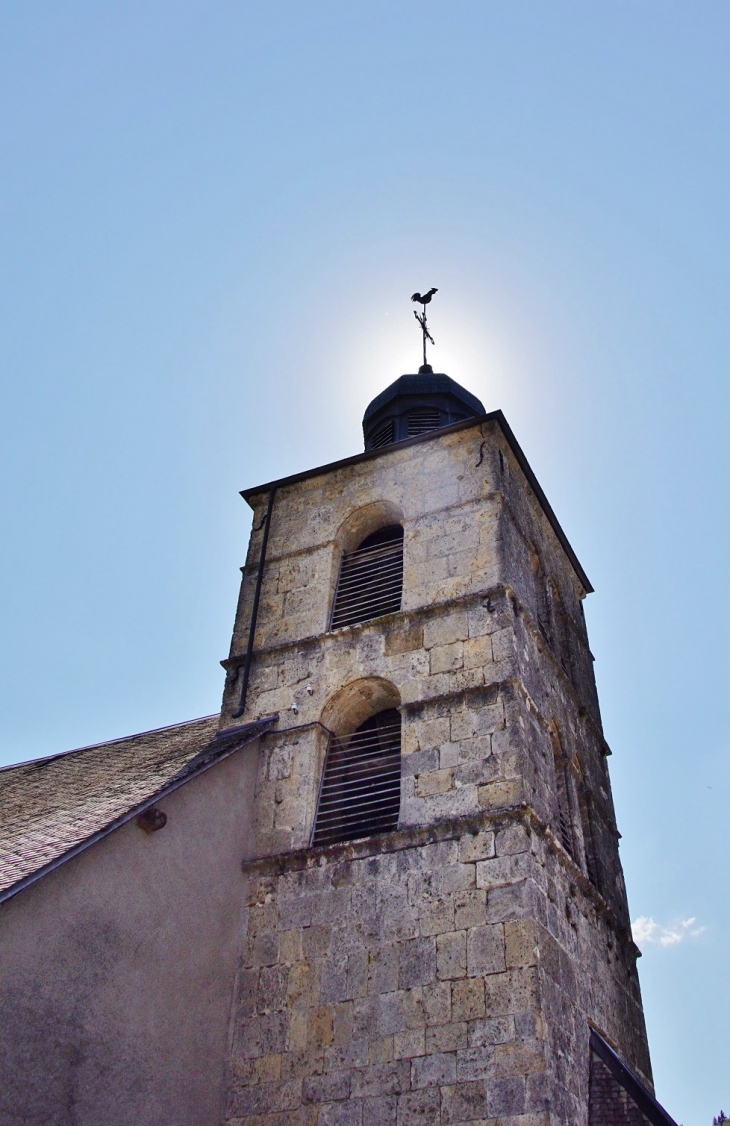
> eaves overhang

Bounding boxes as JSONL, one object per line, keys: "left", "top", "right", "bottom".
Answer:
{"left": 241, "top": 411, "right": 593, "bottom": 595}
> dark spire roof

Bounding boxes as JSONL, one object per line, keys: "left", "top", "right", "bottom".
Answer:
{"left": 362, "top": 368, "right": 485, "bottom": 451}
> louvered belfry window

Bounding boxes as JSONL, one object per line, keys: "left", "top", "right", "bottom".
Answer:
{"left": 313, "top": 709, "right": 401, "bottom": 846}
{"left": 556, "top": 765, "right": 575, "bottom": 859}
{"left": 550, "top": 727, "right": 576, "bottom": 860}
{"left": 330, "top": 525, "right": 404, "bottom": 630}
{"left": 407, "top": 408, "right": 441, "bottom": 436}
{"left": 370, "top": 419, "right": 395, "bottom": 449}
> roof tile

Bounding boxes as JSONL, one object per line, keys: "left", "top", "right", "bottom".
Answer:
{"left": 0, "top": 714, "right": 260, "bottom": 900}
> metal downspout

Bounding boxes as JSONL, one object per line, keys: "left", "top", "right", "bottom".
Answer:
{"left": 232, "top": 485, "right": 276, "bottom": 718}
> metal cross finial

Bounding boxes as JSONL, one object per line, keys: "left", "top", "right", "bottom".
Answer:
{"left": 410, "top": 288, "right": 438, "bottom": 370}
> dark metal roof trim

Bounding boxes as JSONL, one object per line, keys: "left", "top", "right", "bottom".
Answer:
{"left": 363, "top": 372, "right": 485, "bottom": 422}
{"left": 590, "top": 1030, "right": 679, "bottom": 1126}
{"left": 241, "top": 411, "right": 593, "bottom": 594}
{"left": 0, "top": 715, "right": 278, "bottom": 907}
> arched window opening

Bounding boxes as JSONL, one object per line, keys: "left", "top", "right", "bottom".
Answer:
{"left": 312, "top": 709, "right": 402, "bottom": 846}
{"left": 578, "top": 788, "right": 601, "bottom": 890}
{"left": 531, "top": 547, "right": 552, "bottom": 643}
{"left": 550, "top": 726, "right": 576, "bottom": 861}
{"left": 556, "top": 769, "right": 575, "bottom": 859}
{"left": 551, "top": 585, "right": 575, "bottom": 683}
{"left": 330, "top": 525, "right": 404, "bottom": 630}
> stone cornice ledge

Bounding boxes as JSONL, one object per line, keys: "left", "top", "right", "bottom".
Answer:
{"left": 221, "top": 584, "right": 511, "bottom": 671}
{"left": 241, "top": 803, "right": 638, "bottom": 958}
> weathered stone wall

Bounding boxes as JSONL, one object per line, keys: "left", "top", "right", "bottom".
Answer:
{"left": 226, "top": 806, "right": 646, "bottom": 1125}
{"left": 221, "top": 418, "right": 651, "bottom": 1124}
{"left": 228, "top": 817, "right": 544, "bottom": 1126}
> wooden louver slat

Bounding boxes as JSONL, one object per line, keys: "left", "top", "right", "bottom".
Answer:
{"left": 313, "top": 711, "right": 401, "bottom": 846}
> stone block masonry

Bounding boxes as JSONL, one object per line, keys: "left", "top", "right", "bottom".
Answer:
{"left": 226, "top": 802, "right": 645, "bottom": 1125}
{"left": 221, "top": 416, "right": 654, "bottom": 1124}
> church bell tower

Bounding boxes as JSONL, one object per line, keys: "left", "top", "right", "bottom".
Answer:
{"left": 218, "top": 327, "right": 663, "bottom": 1123}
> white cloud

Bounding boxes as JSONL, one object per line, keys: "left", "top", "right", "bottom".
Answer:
{"left": 632, "top": 915, "right": 706, "bottom": 950}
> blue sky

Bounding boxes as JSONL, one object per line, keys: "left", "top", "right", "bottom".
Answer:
{"left": 1, "top": 3, "right": 728, "bottom": 1120}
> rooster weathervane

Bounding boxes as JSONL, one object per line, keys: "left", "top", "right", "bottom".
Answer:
{"left": 411, "top": 287, "right": 438, "bottom": 371}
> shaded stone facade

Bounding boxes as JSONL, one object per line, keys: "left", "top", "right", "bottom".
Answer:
{"left": 220, "top": 413, "right": 652, "bottom": 1125}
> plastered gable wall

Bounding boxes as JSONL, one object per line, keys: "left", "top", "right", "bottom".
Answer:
{"left": 0, "top": 741, "right": 260, "bottom": 1126}
{"left": 222, "top": 419, "right": 651, "bottom": 1125}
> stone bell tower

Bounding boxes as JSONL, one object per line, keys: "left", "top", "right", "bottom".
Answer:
{"left": 218, "top": 366, "right": 659, "bottom": 1125}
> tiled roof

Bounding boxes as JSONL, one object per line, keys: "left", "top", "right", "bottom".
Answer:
{"left": 0, "top": 713, "right": 275, "bottom": 903}
{"left": 589, "top": 1030, "right": 678, "bottom": 1126}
